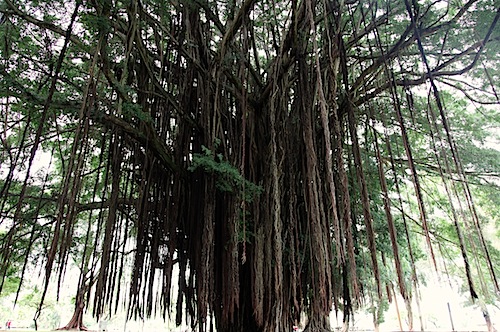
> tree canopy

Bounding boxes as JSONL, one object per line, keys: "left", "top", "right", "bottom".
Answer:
{"left": 0, "top": 0, "right": 499, "bottom": 331}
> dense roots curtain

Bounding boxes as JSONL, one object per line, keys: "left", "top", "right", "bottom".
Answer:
{"left": 0, "top": 0, "right": 499, "bottom": 331}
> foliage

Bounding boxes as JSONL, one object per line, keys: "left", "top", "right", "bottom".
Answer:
{"left": 189, "top": 144, "right": 263, "bottom": 201}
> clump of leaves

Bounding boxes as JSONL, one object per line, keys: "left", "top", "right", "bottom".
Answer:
{"left": 189, "top": 144, "right": 262, "bottom": 202}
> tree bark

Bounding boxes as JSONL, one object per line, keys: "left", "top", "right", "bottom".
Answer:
{"left": 58, "top": 292, "right": 88, "bottom": 331}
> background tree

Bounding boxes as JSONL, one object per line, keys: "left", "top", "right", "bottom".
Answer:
{"left": 0, "top": 0, "right": 499, "bottom": 331}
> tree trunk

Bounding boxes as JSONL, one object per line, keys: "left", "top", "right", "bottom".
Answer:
{"left": 300, "top": 66, "right": 333, "bottom": 332}
{"left": 479, "top": 300, "right": 497, "bottom": 332}
{"left": 58, "top": 297, "right": 87, "bottom": 331}
{"left": 372, "top": 304, "right": 381, "bottom": 332}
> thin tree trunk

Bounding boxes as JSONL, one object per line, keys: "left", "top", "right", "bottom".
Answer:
{"left": 59, "top": 283, "right": 89, "bottom": 331}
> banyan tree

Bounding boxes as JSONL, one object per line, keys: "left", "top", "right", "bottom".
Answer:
{"left": 0, "top": 0, "right": 499, "bottom": 331}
